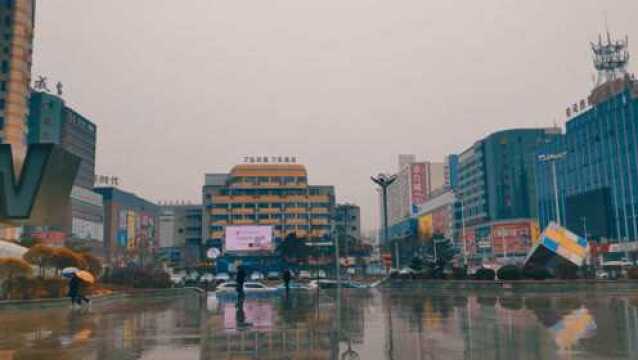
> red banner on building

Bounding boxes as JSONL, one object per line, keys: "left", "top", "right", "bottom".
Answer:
{"left": 410, "top": 163, "right": 428, "bottom": 209}
{"left": 32, "top": 231, "right": 66, "bottom": 248}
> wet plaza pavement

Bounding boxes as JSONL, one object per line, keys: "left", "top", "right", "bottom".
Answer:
{"left": 1, "top": 287, "right": 638, "bottom": 359}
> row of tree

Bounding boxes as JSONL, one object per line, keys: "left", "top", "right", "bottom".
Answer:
{"left": 0, "top": 245, "right": 103, "bottom": 300}
{"left": 22, "top": 244, "right": 102, "bottom": 278}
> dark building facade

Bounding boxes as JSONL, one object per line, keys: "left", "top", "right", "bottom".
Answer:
{"left": 94, "top": 187, "right": 159, "bottom": 265}
{"left": 458, "top": 128, "right": 561, "bottom": 227}
{"left": 25, "top": 90, "right": 102, "bottom": 248}
{"left": 335, "top": 203, "right": 361, "bottom": 244}
{"left": 28, "top": 90, "right": 96, "bottom": 189}
{"left": 158, "top": 203, "right": 203, "bottom": 267}
{"left": 536, "top": 76, "right": 638, "bottom": 246}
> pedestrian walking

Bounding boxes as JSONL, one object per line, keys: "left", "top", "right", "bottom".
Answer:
{"left": 67, "top": 273, "right": 91, "bottom": 306}
{"left": 283, "top": 268, "right": 292, "bottom": 293}
{"left": 67, "top": 274, "right": 81, "bottom": 306}
{"left": 236, "top": 265, "right": 246, "bottom": 299}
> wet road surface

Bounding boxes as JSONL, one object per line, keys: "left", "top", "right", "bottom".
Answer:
{"left": 0, "top": 287, "right": 637, "bottom": 359}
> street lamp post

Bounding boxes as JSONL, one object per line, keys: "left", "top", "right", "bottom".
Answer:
{"left": 538, "top": 152, "right": 567, "bottom": 226}
{"left": 371, "top": 174, "right": 398, "bottom": 269}
{"left": 459, "top": 197, "right": 467, "bottom": 266}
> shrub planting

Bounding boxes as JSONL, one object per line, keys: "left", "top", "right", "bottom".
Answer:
{"left": 522, "top": 265, "right": 553, "bottom": 280}
{"left": 474, "top": 268, "right": 496, "bottom": 281}
{"left": 0, "top": 257, "right": 32, "bottom": 300}
{"left": 103, "top": 266, "right": 171, "bottom": 289}
{"left": 497, "top": 265, "right": 523, "bottom": 281}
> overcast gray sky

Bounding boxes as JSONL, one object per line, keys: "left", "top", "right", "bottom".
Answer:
{"left": 33, "top": 1, "right": 637, "bottom": 233}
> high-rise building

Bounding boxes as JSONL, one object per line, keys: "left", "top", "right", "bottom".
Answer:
{"left": 28, "top": 90, "right": 97, "bottom": 189}
{"left": 444, "top": 154, "right": 460, "bottom": 190}
{"left": 536, "top": 33, "right": 638, "bottom": 259}
{"left": 335, "top": 203, "right": 361, "bottom": 244}
{"left": 94, "top": 187, "right": 159, "bottom": 265}
{"left": 0, "top": 0, "right": 35, "bottom": 240}
{"left": 397, "top": 154, "right": 416, "bottom": 172}
{"left": 458, "top": 128, "right": 561, "bottom": 227}
{"left": 384, "top": 157, "right": 445, "bottom": 227}
{"left": 202, "top": 162, "right": 335, "bottom": 253}
{"left": 158, "top": 203, "right": 202, "bottom": 267}
{"left": 457, "top": 128, "right": 559, "bottom": 262}
{"left": 0, "top": 0, "right": 35, "bottom": 175}
{"left": 25, "top": 90, "right": 102, "bottom": 248}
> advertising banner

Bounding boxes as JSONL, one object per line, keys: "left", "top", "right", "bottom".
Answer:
{"left": 490, "top": 222, "right": 533, "bottom": 257}
{"left": 410, "top": 163, "right": 428, "bottom": 214}
{"left": 224, "top": 225, "right": 273, "bottom": 252}
{"left": 431, "top": 208, "right": 450, "bottom": 237}
{"left": 32, "top": 231, "right": 66, "bottom": 247}
{"left": 117, "top": 210, "right": 128, "bottom": 248}
{"left": 127, "top": 211, "right": 137, "bottom": 250}
{"left": 417, "top": 214, "right": 433, "bottom": 241}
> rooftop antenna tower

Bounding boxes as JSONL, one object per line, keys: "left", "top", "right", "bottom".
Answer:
{"left": 591, "top": 22, "right": 630, "bottom": 86}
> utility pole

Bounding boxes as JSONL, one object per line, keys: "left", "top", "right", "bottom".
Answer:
{"left": 459, "top": 197, "right": 467, "bottom": 266}
{"left": 538, "top": 152, "right": 567, "bottom": 226}
{"left": 371, "top": 174, "right": 398, "bottom": 269}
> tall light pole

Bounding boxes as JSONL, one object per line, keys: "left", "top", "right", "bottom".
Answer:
{"left": 371, "top": 173, "right": 398, "bottom": 268}
{"left": 458, "top": 196, "right": 467, "bottom": 266}
{"left": 538, "top": 152, "right": 567, "bottom": 226}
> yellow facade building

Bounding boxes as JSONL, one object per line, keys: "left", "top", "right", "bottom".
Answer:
{"left": 202, "top": 163, "right": 335, "bottom": 250}
{"left": 0, "top": 0, "right": 35, "bottom": 174}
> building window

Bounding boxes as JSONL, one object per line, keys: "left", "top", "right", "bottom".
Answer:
{"left": 1, "top": 60, "right": 7, "bottom": 74}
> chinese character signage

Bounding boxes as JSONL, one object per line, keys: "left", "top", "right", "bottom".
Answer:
{"left": 242, "top": 156, "right": 297, "bottom": 164}
{"left": 410, "top": 163, "right": 428, "bottom": 213}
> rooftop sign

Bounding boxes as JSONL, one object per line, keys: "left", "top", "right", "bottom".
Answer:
{"left": 242, "top": 156, "right": 297, "bottom": 164}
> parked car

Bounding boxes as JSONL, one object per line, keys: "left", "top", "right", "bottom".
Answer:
{"left": 215, "top": 273, "right": 230, "bottom": 282}
{"left": 298, "top": 271, "right": 312, "bottom": 279}
{"left": 250, "top": 272, "right": 265, "bottom": 281}
{"left": 170, "top": 274, "right": 184, "bottom": 285}
{"left": 318, "top": 270, "right": 327, "bottom": 279}
{"left": 266, "top": 271, "right": 281, "bottom": 280}
{"left": 216, "top": 281, "right": 278, "bottom": 295}
{"left": 399, "top": 267, "right": 416, "bottom": 275}
{"left": 596, "top": 271, "right": 610, "bottom": 279}
{"left": 200, "top": 273, "right": 214, "bottom": 283}
{"left": 275, "top": 282, "right": 313, "bottom": 291}
{"left": 309, "top": 280, "right": 368, "bottom": 289}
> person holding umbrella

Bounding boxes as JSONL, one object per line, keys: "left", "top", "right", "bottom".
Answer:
{"left": 66, "top": 269, "right": 94, "bottom": 306}
{"left": 67, "top": 273, "right": 81, "bottom": 306}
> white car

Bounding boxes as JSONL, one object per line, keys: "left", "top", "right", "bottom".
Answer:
{"left": 200, "top": 274, "right": 214, "bottom": 282}
{"left": 215, "top": 273, "right": 230, "bottom": 282}
{"left": 170, "top": 274, "right": 184, "bottom": 285}
{"left": 250, "top": 272, "right": 264, "bottom": 281}
{"left": 399, "top": 267, "right": 416, "bottom": 275}
{"left": 596, "top": 271, "right": 609, "bottom": 279}
{"left": 216, "top": 281, "right": 276, "bottom": 294}
{"left": 299, "top": 271, "right": 312, "bottom": 279}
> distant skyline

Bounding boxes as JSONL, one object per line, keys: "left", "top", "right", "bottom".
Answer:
{"left": 32, "top": 1, "right": 638, "bottom": 232}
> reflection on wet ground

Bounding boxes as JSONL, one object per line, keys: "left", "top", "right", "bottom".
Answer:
{"left": 0, "top": 288, "right": 637, "bottom": 359}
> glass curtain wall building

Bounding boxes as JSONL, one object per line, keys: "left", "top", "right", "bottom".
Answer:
{"left": 536, "top": 76, "right": 638, "bottom": 245}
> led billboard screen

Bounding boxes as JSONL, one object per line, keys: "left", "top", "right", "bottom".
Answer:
{"left": 224, "top": 225, "right": 273, "bottom": 252}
